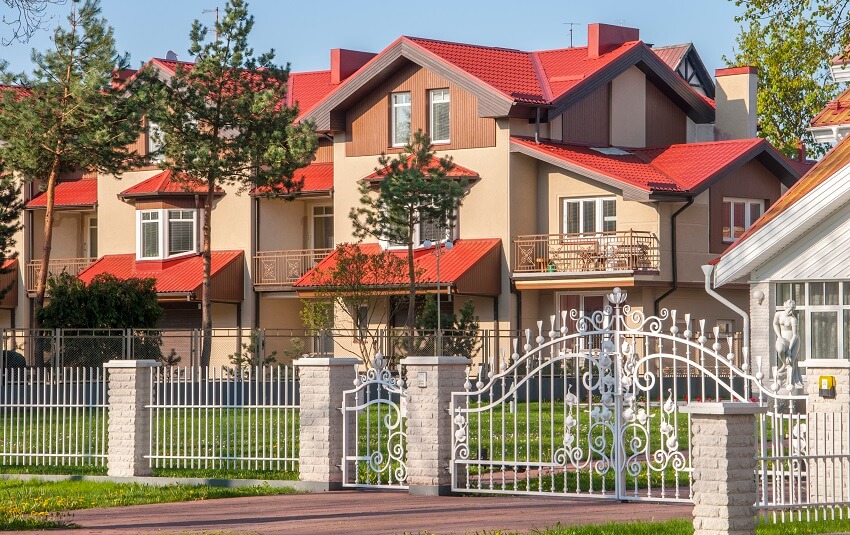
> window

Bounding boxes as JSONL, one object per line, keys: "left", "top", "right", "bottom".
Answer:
{"left": 86, "top": 216, "right": 98, "bottom": 258}
{"left": 137, "top": 208, "right": 198, "bottom": 260}
{"left": 140, "top": 211, "right": 160, "bottom": 258}
{"left": 391, "top": 92, "right": 411, "bottom": 147}
{"left": 563, "top": 197, "right": 616, "bottom": 235}
{"left": 168, "top": 210, "right": 195, "bottom": 256}
{"left": 382, "top": 206, "right": 458, "bottom": 250}
{"left": 722, "top": 198, "right": 763, "bottom": 242}
{"left": 429, "top": 89, "right": 450, "bottom": 144}
{"left": 772, "top": 281, "right": 850, "bottom": 360}
{"left": 147, "top": 121, "right": 164, "bottom": 163}
{"left": 311, "top": 205, "right": 334, "bottom": 249}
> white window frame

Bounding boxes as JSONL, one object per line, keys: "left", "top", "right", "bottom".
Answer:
{"left": 774, "top": 280, "right": 850, "bottom": 362}
{"left": 722, "top": 197, "right": 764, "bottom": 243}
{"left": 561, "top": 196, "right": 617, "bottom": 236}
{"left": 310, "top": 204, "right": 334, "bottom": 250}
{"left": 391, "top": 92, "right": 411, "bottom": 148}
{"left": 429, "top": 88, "right": 450, "bottom": 144}
{"left": 84, "top": 214, "right": 98, "bottom": 259}
{"left": 136, "top": 208, "right": 198, "bottom": 261}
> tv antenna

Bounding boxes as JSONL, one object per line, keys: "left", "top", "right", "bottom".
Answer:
{"left": 563, "top": 22, "right": 581, "bottom": 47}
{"left": 203, "top": 7, "right": 219, "bottom": 42}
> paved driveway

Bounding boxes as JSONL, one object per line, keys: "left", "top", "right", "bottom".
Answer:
{"left": 33, "top": 490, "right": 692, "bottom": 535}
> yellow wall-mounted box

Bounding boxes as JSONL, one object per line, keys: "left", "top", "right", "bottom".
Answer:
{"left": 820, "top": 376, "right": 836, "bottom": 399}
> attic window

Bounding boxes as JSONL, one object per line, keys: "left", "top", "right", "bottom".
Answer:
{"left": 590, "top": 147, "right": 631, "bottom": 156}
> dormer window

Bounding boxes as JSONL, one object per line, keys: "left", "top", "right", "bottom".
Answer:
{"left": 137, "top": 208, "right": 197, "bottom": 260}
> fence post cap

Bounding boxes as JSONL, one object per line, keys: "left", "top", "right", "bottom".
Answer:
{"left": 680, "top": 401, "right": 766, "bottom": 415}
{"left": 103, "top": 359, "right": 162, "bottom": 369}
{"left": 400, "top": 356, "right": 472, "bottom": 366}
{"left": 293, "top": 357, "right": 361, "bottom": 367}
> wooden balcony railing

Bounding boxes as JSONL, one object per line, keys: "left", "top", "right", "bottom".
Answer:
{"left": 513, "top": 230, "right": 660, "bottom": 274}
{"left": 25, "top": 257, "right": 96, "bottom": 293}
{"left": 253, "top": 248, "right": 333, "bottom": 288}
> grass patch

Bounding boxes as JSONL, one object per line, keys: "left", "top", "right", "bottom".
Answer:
{"left": 0, "top": 478, "right": 297, "bottom": 531}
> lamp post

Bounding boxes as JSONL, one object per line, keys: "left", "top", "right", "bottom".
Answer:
{"left": 424, "top": 237, "right": 453, "bottom": 356}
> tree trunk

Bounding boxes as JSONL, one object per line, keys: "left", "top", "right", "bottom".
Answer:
{"left": 406, "top": 239, "right": 416, "bottom": 355}
{"left": 200, "top": 181, "right": 214, "bottom": 367}
{"left": 32, "top": 154, "right": 62, "bottom": 366}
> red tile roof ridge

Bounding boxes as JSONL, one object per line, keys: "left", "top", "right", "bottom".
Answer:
{"left": 652, "top": 42, "right": 693, "bottom": 50}
{"left": 290, "top": 69, "right": 332, "bottom": 77}
{"left": 404, "top": 35, "right": 528, "bottom": 54}
{"left": 529, "top": 52, "right": 554, "bottom": 102}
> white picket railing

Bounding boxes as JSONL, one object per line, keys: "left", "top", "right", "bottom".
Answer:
{"left": 0, "top": 367, "right": 108, "bottom": 469}
{"left": 146, "top": 366, "right": 299, "bottom": 475}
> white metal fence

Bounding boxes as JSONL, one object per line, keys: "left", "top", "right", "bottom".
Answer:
{"left": 146, "top": 365, "right": 300, "bottom": 475}
{"left": 0, "top": 367, "right": 108, "bottom": 470}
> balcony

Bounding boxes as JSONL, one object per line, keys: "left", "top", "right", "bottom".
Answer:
{"left": 253, "top": 248, "right": 333, "bottom": 290}
{"left": 513, "top": 230, "right": 660, "bottom": 274}
{"left": 25, "top": 257, "right": 96, "bottom": 293}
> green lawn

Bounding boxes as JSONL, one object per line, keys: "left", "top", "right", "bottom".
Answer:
{"left": 0, "top": 478, "right": 298, "bottom": 530}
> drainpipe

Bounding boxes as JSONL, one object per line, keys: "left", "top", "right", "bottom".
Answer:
{"left": 701, "top": 263, "right": 749, "bottom": 352}
{"left": 534, "top": 107, "right": 541, "bottom": 144}
{"left": 653, "top": 197, "right": 694, "bottom": 315}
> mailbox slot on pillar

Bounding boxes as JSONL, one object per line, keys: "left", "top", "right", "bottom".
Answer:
{"left": 819, "top": 376, "right": 836, "bottom": 399}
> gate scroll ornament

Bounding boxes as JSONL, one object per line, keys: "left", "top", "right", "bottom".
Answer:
{"left": 450, "top": 287, "right": 805, "bottom": 503}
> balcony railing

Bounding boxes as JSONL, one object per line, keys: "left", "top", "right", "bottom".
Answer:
{"left": 25, "top": 257, "right": 96, "bottom": 293}
{"left": 513, "top": 230, "right": 660, "bottom": 274}
{"left": 253, "top": 248, "right": 333, "bottom": 288}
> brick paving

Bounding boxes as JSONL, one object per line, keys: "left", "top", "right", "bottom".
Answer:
{"left": 33, "top": 490, "right": 692, "bottom": 535}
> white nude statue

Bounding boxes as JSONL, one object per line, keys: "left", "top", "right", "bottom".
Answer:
{"left": 773, "top": 299, "right": 803, "bottom": 389}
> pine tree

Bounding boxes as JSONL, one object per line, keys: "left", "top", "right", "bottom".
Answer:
{"left": 0, "top": 0, "right": 145, "bottom": 365}
{"left": 139, "top": 0, "right": 318, "bottom": 366}
{"left": 0, "top": 173, "right": 22, "bottom": 300}
{"left": 350, "top": 130, "right": 468, "bottom": 351}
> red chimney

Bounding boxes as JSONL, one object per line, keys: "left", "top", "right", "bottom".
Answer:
{"left": 330, "top": 49, "right": 377, "bottom": 85}
{"left": 587, "top": 23, "right": 639, "bottom": 59}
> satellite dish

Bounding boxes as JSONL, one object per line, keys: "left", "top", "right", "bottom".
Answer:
{"left": 165, "top": 50, "right": 178, "bottom": 61}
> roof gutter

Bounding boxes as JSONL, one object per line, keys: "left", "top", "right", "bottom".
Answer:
{"left": 701, "top": 263, "right": 749, "bottom": 354}
{"left": 653, "top": 196, "right": 694, "bottom": 315}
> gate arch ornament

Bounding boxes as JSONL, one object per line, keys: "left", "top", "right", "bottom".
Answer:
{"left": 451, "top": 287, "right": 808, "bottom": 506}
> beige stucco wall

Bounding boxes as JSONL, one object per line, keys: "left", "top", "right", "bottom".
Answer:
{"left": 31, "top": 211, "right": 88, "bottom": 259}
{"left": 610, "top": 66, "right": 646, "bottom": 147}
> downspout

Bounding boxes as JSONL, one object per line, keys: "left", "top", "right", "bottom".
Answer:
{"left": 653, "top": 197, "right": 694, "bottom": 315}
{"left": 534, "top": 107, "right": 541, "bottom": 144}
{"left": 253, "top": 195, "right": 260, "bottom": 329}
{"left": 701, "top": 264, "right": 749, "bottom": 352}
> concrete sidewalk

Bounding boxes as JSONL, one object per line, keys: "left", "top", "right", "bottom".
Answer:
{"left": 36, "top": 490, "right": 692, "bottom": 535}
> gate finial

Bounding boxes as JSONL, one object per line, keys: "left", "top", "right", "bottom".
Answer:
{"left": 607, "top": 286, "right": 627, "bottom": 305}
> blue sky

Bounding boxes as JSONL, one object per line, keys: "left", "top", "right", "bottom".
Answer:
{"left": 0, "top": 0, "right": 745, "bottom": 76}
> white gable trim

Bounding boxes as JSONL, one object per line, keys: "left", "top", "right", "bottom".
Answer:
{"left": 714, "top": 162, "right": 850, "bottom": 286}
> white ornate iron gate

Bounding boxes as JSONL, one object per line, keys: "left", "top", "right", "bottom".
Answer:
{"left": 451, "top": 288, "right": 827, "bottom": 512}
{"left": 342, "top": 354, "right": 408, "bottom": 488}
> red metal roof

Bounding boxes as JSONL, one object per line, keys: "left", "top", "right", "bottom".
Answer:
{"left": 26, "top": 179, "right": 98, "bottom": 209}
{"left": 811, "top": 86, "right": 850, "bottom": 128}
{"left": 252, "top": 162, "right": 334, "bottom": 196}
{"left": 511, "top": 136, "right": 792, "bottom": 194}
{"left": 652, "top": 44, "right": 691, "bottom": 70}
{"left": 294, "top": 239, "right": 501, "bottom": 289}
{"left": 78, "top": 250, "right": 243, "bottom": 296}
{"left": 120, "top": 170, "right": 221, "bottom": 198}
{"left": 288, "top": 70, "right": 336, "bottom": 119}
{"left": 363, "top": 156, "right": 479, "bottom": 181}
{"left": 534, "top": 42, "right": 642, "bottom": 101}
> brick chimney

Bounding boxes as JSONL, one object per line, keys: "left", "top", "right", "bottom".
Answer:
{"left": 587, "top": 23, "right": 640, "bottom": 59}
{"left": 714, "top": 66, "right": 758, "bottom": 140}
{"left": 330, "top": 49, "right": 376, "bottom": 85}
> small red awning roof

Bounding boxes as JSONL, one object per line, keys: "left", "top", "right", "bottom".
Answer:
{"left": 26, "top": 179, "right": 98, "bottom": 210}
{"left": 363, "top": 156, "right": 479, "bottom": 182}
{"left": 294, "top": 239, "right": 501, "bottom": 296}
{"left": 119, "top": 170, "right": 223, "bottom": 199}
{"left": 78, "top": 251, "right": 244, "bottom": 302}
{"left": 252, "top": 162, "right": 334, "bottom": 196}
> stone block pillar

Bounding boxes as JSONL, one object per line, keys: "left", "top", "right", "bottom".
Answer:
{"left": 805, "top": 360, "right": 850, "bottom": 505}
{"left": 682, "top": 402, "right": 765, "bottom": 535}
{"left": 748, "top": 281, "right": 772, "bottom": 372}
{"left": 401, "top": 356, "right": 470, "bottom": 496}
{"left": 104, "top": 360, "right": 160, "bottom": 477}
{"left": 294, "top": 357, "right": 359, "bottom": 491}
